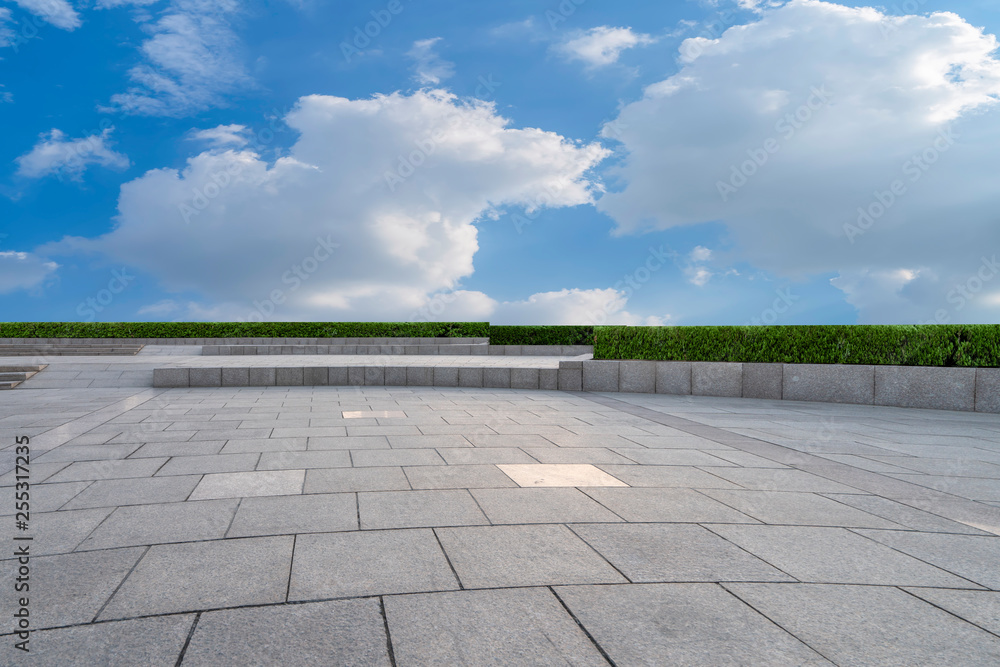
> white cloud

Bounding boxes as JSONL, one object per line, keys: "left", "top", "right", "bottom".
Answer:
{"left": 96, "top": 0, "right": 162, "bottom": 8}
{"left": 105, "top": 0, "right": 254, "bottom": 116}
{"left": 0, "top": 84, "right": 12, "bottom": 104}
{"left": 9, "top": 0, "right": 80, "bottom": 30}
{"left": 690, "top": 245, "right": 712, "bottom": 262}
{"left": 16, "top": 128, "right": 130, "bottom": 181}
{"left": 0, "top": 8, "right": 14, "bottom": 48}
{"left": 188, "top": 124, "right": 249, "bottom": 147}
{"left": 597, "top": 0, "right": 1000, "bottom": 323}
{"left": 45, "top": 90, "right": 610, "bottom": 321}
{"left": 137, "top": 299, "right": 180, "bottom": 316}
{"left": 0, "top": 251, "right": 58, "bottom": 293}
{"left": 554, "top": 26, "right": 655, "bottom": 68}
{"left": 407, "top": 38, "right": 455, "bottom": 86}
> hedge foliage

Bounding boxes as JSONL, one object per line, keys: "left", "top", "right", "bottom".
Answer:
{"left": 488, "top": 326, "right": 594, "bottom": 346}
{"left": 593, "top": 325, "right": 1000, "bottom": 367}
{"left": 0, "top": 322, "right": 490, "bottom": 339}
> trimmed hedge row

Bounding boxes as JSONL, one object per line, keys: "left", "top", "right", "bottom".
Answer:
{"left": 0, "top": 322, "right": 490, "bottom": 339}
{"left": 593, "top": 325, "right": 1000, "bottom": 367}
{"left": 488, "top": 326, "right": 594, "bottom": 346}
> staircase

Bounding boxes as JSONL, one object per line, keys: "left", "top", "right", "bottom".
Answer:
{"left": 0, "top": 365, "right": 47, "bottom": 389}
{"left": 0, "top": 344, "right": 144, "bottom": 356}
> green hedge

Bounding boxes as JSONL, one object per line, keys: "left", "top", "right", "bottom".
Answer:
{"left": 594, "top": 325, "right": 1000, "bottom": 367}
{"left": 0, "top": 322, "right": 490, "bottom": 339}
{"left": 488, "top": 326, "right": 594, "bottom": 346}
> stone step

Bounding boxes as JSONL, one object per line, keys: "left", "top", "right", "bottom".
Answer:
{"left": 0, "top": 346, "right": 143, "bottom": 356}
{"left": 202, "top": 344, "right": 594, "bottom": 356}
{"left": 0, "top": 381, "right": 19, "bottom": 390}
{"left": 0, "top": 372, "right": 31, "bottom": 382}
{"left": 0, "top": 365, "right": 47, "bottom": 372}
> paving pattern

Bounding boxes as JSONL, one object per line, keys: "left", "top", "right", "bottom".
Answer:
{"left": 1, "top": 353, "right": 1000, "bottom": 665}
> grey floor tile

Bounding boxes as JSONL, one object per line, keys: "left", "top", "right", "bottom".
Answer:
{"left": 404, "top": 464, "right": 519, "bottom": 490}
{"left": 702, "top": 467, "right": 865, "bottom": 493}
{"left": 359, "top": 489, "right": 488, "bottom": 529}
{"left": 307, "top": 435, "right": 390, "bottom": 450}
{"left": 465, "top": 434, "right": 555, "bottom": 448}
{"left": 257, "top": 450, "right": 351, "bottom": 470}
{"left": 305, "top": 467, "right": 410, "bottom": 493}
{"left": 77, "top": 499, "right": 239, "bottom": 550}
{"left": 129, "top": 441, "right": 226, "bottom": 458}
{"left": 183, "top": 598, "right": 390, "bottom": 666}
{"left": 41, "top": 458, "right": 166, "bottom": 483}
{"left": 99, "top": 536, "right": 294, "bottom": 619}
{"left": 0, "top": 547, "right": 145, "bottom": 629}
{"left": 698, "top": 490, "right": 903, "bottom": 528}
{"left": 1, "top": 508, "right": 113, "bottom": 557}
{"left": 227, "top": 492, "right": 357, "bottom": 537}
{"left": 350, "top": 449, "right": 446, "bottom": 467}
{"left": 582, "top": 487, "right": 758, "bottom": 523}
{"left": 854, "top": 530, "right": 1000, "bottom": 589}
{"left": 707, "top": 525, "right": 981, "bottom": 587}
{"left": 543, "top": 433, "right": 643, "bottom": 448}
{"left": 727, "top": 583, "right": 1000, "bottom": 666}
{"left": 521, "top": 447, "right": 636, "bottom": 465}
{"left": 707, "top": 450, "right": 791, "bottom": 468}
{"left": 436, "top": 447, "right": 537, "bottom": 465}
{"left": 189, "top": 470, "right": 304, "bottom": 500}
{"left": 571, "top": 523, "right": 794, "bottom": 583}
{"left": 821, "top": 493, "right": 992, "bottom": 535}
{"left": 623, "top": 434, "right": 735, "bottom": 449}
{"left": 289, "top": 529, "right": 457, "bottom": 600}
{"left": 36, "top": 444, "right": 141, "bottom": 463}
{"left": 385, "top": 588, "right": 609, "bottom": 666}
{"left": 155, "top": 453, "right": 259, "bottom": 476}
{"left": 904, "top": 588, "right": 1000, "bottom": 635}
{"left": 0, "top": 461, "right": 69, "bottom": 486}
{"left": 62, "top": 476, "right": 200, "bottom": 510}
{"left": 557, "top": 583, "right": 832, "bottom": 666}
{"left": 0, "top": 614, "right": 195, "bottom": 667}
{"left": 612, "top": 448, "right": 734, "bottom": 466}
{"left": 887, "top": 474, "right": 1000, "bottom": 502}
{"left": 220, "top": 437, "right": 306, "bottom": 454}
{"left": 470, "top": 488, "right": 624, "bottom": 524}
{"left": 2, "top": 481, "right": 92, "bottom": 514}
{"left": 596, "top": 464, "right": 742, "bottom": 489}
{"left": 436, "top": 524, "right": 627, "bottom": 588}
{"left": 387, "top": 434, "right": 471, "bottom": 449}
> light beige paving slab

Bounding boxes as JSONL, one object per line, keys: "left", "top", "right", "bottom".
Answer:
{"left": 343, "top": 410, "right": 406, "bottom": 418}
{"left": 188, "top": 469, "right": 305, "bottom": 500}
{"left": 497, "top": 463, "right": 628, "bottom": 487}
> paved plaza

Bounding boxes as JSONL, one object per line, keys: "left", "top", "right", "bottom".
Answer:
{"left": 2, "top": 351, "right": 1000, "bottom": 665}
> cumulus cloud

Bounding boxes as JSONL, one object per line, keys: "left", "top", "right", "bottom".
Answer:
{"left": 44, "top": 90, "right": 610, "bottom": 321}
{"left": 16, "top": 128, "right": 130, "bottom": 181}
{"left": 9, "top": 0, "right": 80, "bottom": 30}
{"left": 105, "top": 0, "right": 254, "bottom": 116}
{"left": 597, "top": 0, "right": 1000, "bottom": 322}
{"left": 188, "top": 124, "right": 249, "bottom": 147}
{"left": 0, "top": 251, "right": 58, "bottom": 293}
{"left": 553, "top": 26, "right": 655, "bottom": 68}
{"left": 407, "top": 38, "right": 455, "bottom": 85}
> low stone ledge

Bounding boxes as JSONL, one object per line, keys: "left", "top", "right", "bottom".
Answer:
{"left": 655, "top": 362, "right": 691, "bottom": 395}
{"left": 976, "top": 369, "right": 1000, "bottom": 413}
{"left": 875, "top": 366, "right": 975, "bottom": 411}
{"left": 692, "top": 362, "right": 742, "bottom": 397}
{"left": 783, "top": 364, "right": 875, "bottom": 405}
{"left": 742, "top": 363, "right": 783, "bottom": 400}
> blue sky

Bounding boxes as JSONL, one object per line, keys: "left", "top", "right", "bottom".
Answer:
{"left": 1, "top": 0, "right": 998, "bottom": 325}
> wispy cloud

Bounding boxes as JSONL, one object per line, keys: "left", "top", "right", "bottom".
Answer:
{"left": 188, "top": 124, "right": 249, "bottom": 148}
{"left": 553, "top": 26, "right": 655, "bottom": 68}
{"left": 105, "top": 0, "right": 254, "bottom": 116}
{"left": 16, "top": 128, "right": 130, "bottom": 181}
{"left": 9, "top": 0, "right": 81, "bottom": 30}
{"left": 407, "top": 37, "right": 455, "bottom": 85}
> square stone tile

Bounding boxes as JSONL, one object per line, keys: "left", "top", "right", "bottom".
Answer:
{"left": 99, "top": 536, "right": 294, "bottom": 619}
{"left": 45, "top": 458, "right": 168, "bottom": 483}
{"left": 582, "top": 487, "right": 758, "bottom": 523}
{"left": 307, "top": 435, "right": 390, "bottom": 450}
{"left": 571, "top": 524, "right": 794, "bottom": 583}
{"left": 728, "top": 583, "right": 1000, "bottom": 666}
{"left": 0, "top": 615, "right": 195, "bottom": 667}
{"left": 129, "top": 441, "right": 226, "bottom": 458}
{"left": 343, "top": 410, "right": 406, "bottom": 418}
{"left": 556, "top": 583, "right": 831, "bottom": 666}
{"left": 387, "top": 434, "right": 471, "bottom": 449}
{"left": 220, "top": 437, "right": 306, "bottom": 454}
{"left": 36, "top": 444, "right": 141, "bottom": 463}
{"left": 497, "top": 463, "right": 628, "bottom": 487}
{"left": 3, "top": 481, "right": 90, "bottom": 513}
{"left": 465, "top": 434, "right": 555, "bottom": 448}
{"left": 436, "top": 447, "right": 537, "bottom": 465}
{"left": 698, "top": 490, "right": 903, "bottom": 528}
{"left": 705, "top": 467, "right": 865, "bottom": 493}
{"left": 2, "top": 508, "right": 113, "bottom": 557}
{"left": 189, "top": 470, "right": 304, "bottom": 500}
{"left": 822, "top": 493, "right": 993, "bottom": 535}
{"left": 155, "top": 453, "right": 259, "bottom": 476}
{"left": 403, "top": 464, "right": 519, "bottom": 490}
{"left": 854, "top": 530, "right": 1000, "bottom": 589}
{"left": 256, "top": 450, "right": 351, "bottom": 470}
{"left": 62, "top": 476, "right": 201, "bottom": 510}
{"left": 227, "top": 492, "right": 357, "bottom": 537}
{"left": 612, "top": 448, "right": 733, "bottom": 466}
{"left": 708, "top": 525, "right": 981, "bottom": 587}
{"left": 520, "top": 448, "right": 636, "bottom": 465}
{"left": 358, "top": 489, "right": 488, "bottom": 529}
{"left": 289, "top": 529, "right": 457, "bottom": 600}
{"left": 596, "top": 465, "right": 743, "bottom": 489}
{"left": 183, "top": 598, "right": 391, "bottom": 666}
{"left": 350, "top": 449, "right": 446, "bottom": 467}
{"left": 0, "top": 547, "right": 145, "bottom": 629}
{"left": 305, "top": 467, "right": 410, "bottom": 493}
{"left": 385, "top": 588, "right": 608, "bottom": 666}
{"left": 904, "top": 588, "right": 1000, "bottom": 635}
{"left": 77, "top": 499, "right": 239, "bottom": 550}
{"left": 436, "top": 524, "right": 627, "bottom": 588}
{"left": 470, "top": 488, "right": 624, "bottom": 524}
